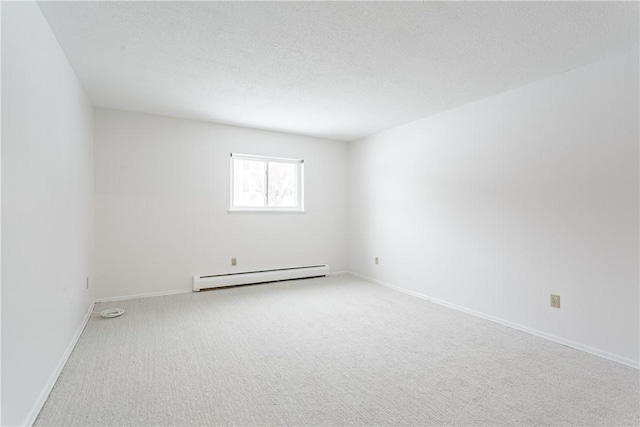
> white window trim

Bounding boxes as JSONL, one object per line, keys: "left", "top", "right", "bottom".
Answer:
{"left": 228, "top": 153, "right": 305, "bottom": 213}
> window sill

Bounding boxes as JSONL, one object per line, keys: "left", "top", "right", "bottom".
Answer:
{"left": 227, "top": 208, "right": 306, "bottom": 214}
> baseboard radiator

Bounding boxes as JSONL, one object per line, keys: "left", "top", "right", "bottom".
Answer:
{"left": 193, "top": 264, "right": 330, "bottom": 292}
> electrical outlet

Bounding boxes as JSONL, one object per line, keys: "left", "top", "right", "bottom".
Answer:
{"left": 375, "top": 257, "right": 379, "bottom": 265}
{"left": 231, "top": 257, "right": 237, "bottom": 266}
{"left": 86, "top": 277, "right": 90, "bottom": 289}
{"left": 550, "top": 294, "right": 561, "bottom": 308}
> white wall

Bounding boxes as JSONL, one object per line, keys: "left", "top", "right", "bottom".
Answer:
{"left": 349, "top": 50, "right": 639, "bottom": 366}
{"left": 1, "top": 2, "right": 95, "bottom": 425}
{"left": 95, "top": 109, "right": 349, "bottom": 299}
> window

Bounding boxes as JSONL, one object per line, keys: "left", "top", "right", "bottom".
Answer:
{"left": 229, "top": 153, "right": 304, "bottom": 212}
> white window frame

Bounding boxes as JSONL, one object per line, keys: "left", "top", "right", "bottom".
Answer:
{"left": 228, "top": 153, "right": 305, "bottom": 213}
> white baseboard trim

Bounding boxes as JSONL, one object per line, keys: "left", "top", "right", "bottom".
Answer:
{"left": 24, "top": 300, "right": 95, "bottom": 427}
{"left": 328, "top": 270, "right": 350, "bottom": 276}
{"left": 348, "top": 271, "right": 639, "bottom": 370}
{"left": 97, "top": 274, "right": 346, "bottom": 302}
{"left": 95, "top": 288, "right": 191, "bottom": 303}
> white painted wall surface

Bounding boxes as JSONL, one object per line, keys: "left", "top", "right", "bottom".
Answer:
{"left": 348, "top": 51, "right": 639, "bottom": 366}
{"left": 95, "top": 109, "right": 349, "bottom": 300}
{"left": 1, "top": 2, "right": 95, "bottom": 425}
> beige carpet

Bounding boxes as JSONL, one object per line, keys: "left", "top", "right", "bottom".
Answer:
{"left": 35, "top": 274, "right": 639, "bottom": 426}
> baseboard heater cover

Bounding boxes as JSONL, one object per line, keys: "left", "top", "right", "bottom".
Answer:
{"left": 193, "top": 264, "right": 330, "bottom": 291}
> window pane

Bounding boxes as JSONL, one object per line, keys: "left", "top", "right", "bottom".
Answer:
{"left": 268, "top": 162, "right": 297, "bottom": 207}
{"left": 233, "top": 159, "right": 265, "bottom": 207}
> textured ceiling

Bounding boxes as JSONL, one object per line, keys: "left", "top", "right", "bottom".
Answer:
{"left": 38, "top": 1, "right": 638, "bottom": 141}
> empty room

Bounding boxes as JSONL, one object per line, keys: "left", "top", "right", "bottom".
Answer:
{"left": 1, "top": 1, "right": 639, "bottom": 426}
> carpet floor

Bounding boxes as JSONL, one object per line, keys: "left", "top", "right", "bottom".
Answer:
{"left": 35, "top": 274, "right": 639, "bottom": 426}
